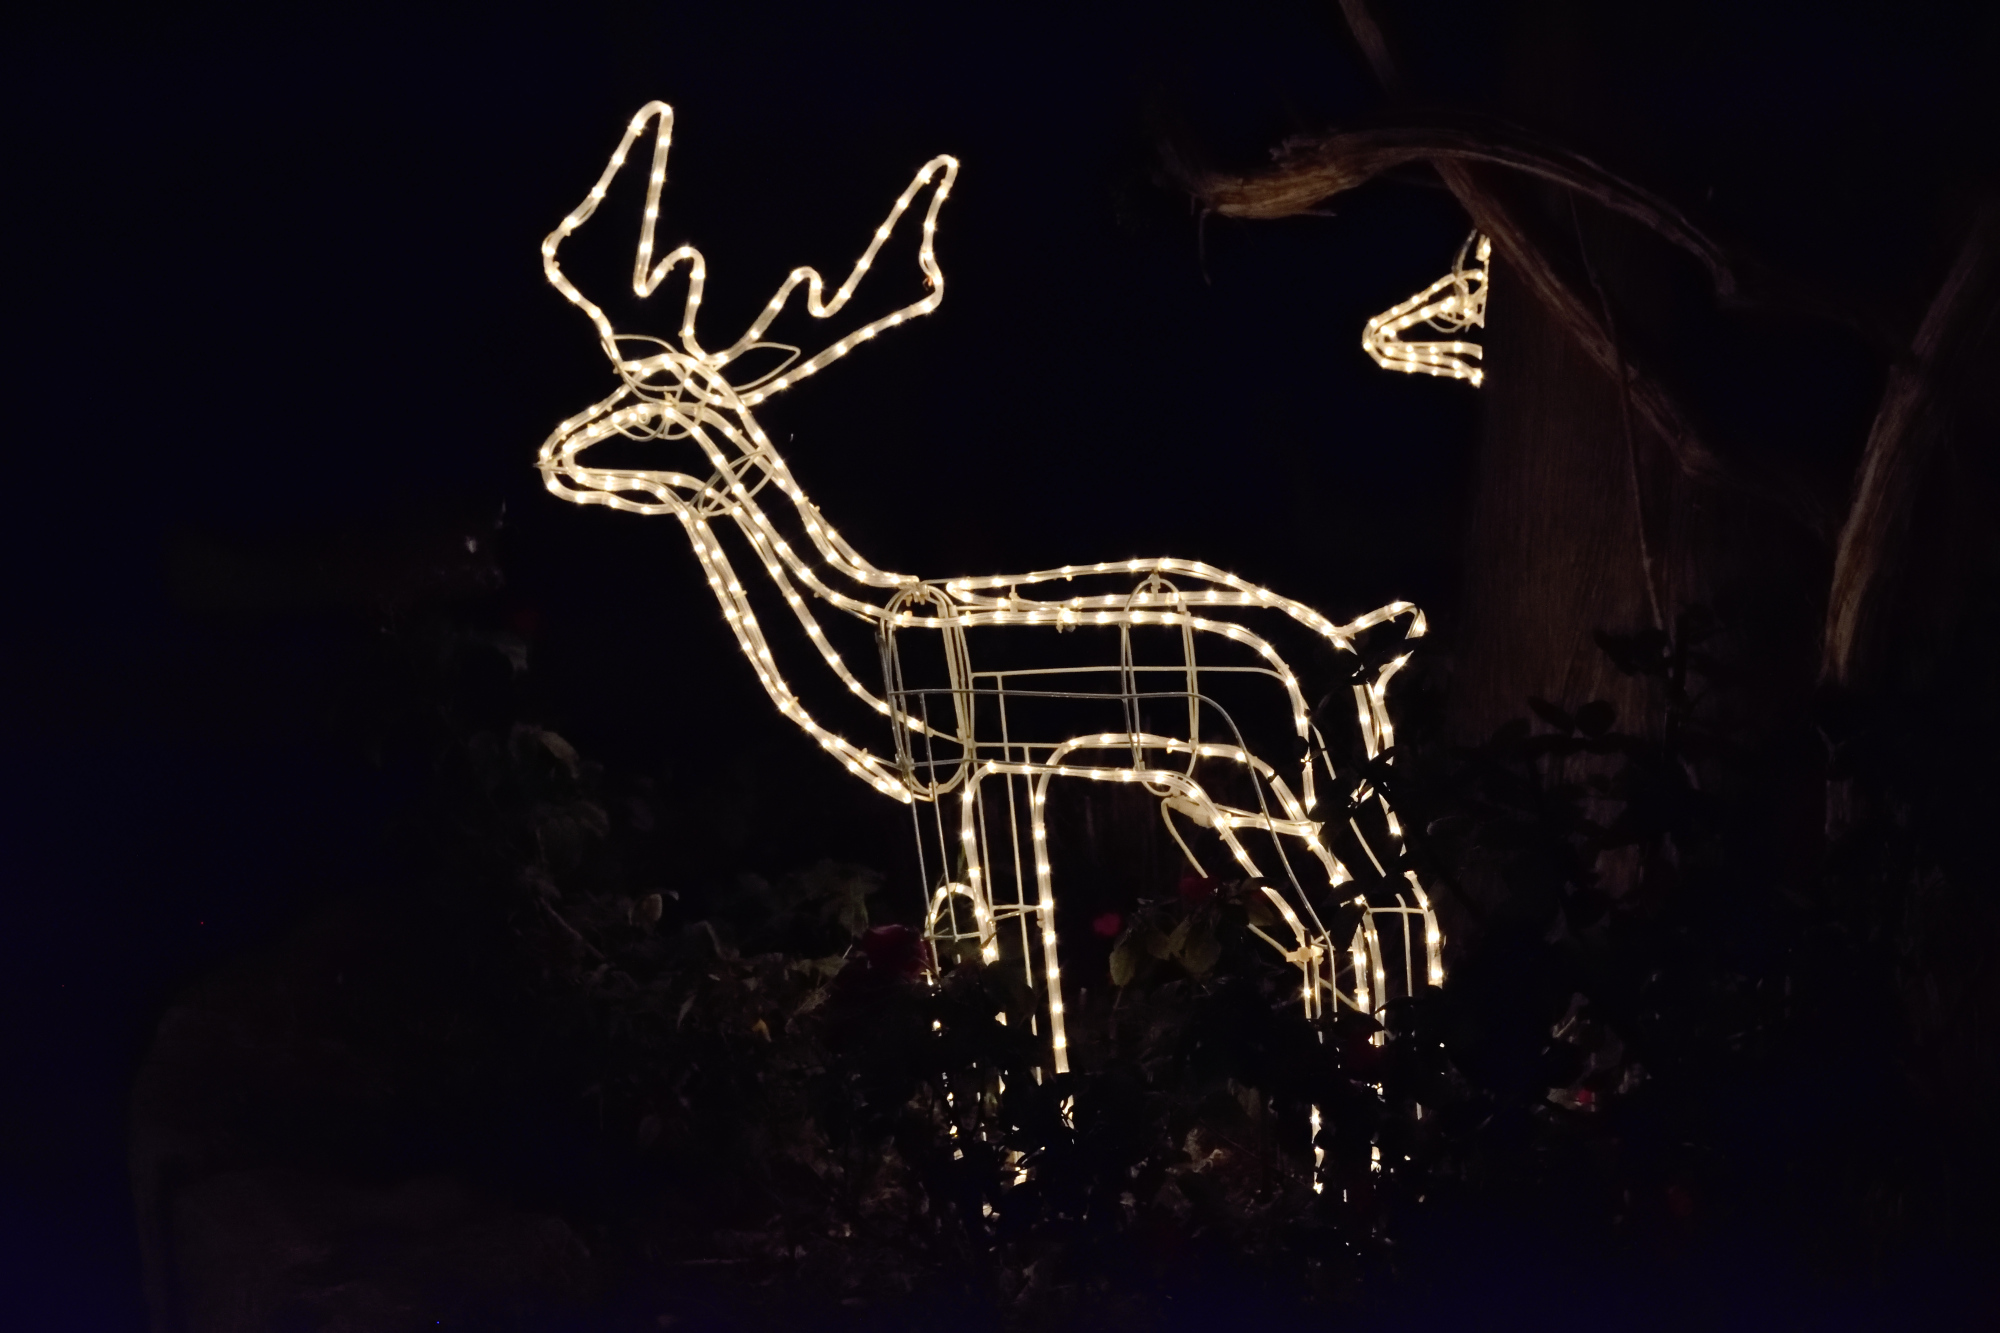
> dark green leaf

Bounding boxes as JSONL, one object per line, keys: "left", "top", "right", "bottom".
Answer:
{"left": 1575, "top": 700, "right": 1617, "bottom": 737}
{"left": 1528, "top": 698, "right": 1575, "bottom": 733}
{"left": 1110, "top": 936, "right": 1141, "bottom": 987}
{"left": 1180, "top": 922, "right": 1222, "bottom": 976}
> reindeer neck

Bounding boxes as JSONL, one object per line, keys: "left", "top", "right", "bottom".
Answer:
{"left": 673, "top": 410, "right": 922, "bottom": 803}
{"left": 718, "top": 404, "right": 916, "bottom": 611}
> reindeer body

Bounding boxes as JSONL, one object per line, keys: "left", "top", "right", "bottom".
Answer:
{"left": 536, "top": 103, "right": 1442, "bottom": 1078}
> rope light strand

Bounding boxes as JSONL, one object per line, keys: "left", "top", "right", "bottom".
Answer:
{"left": 1362, "top": 231, "right": 1490, "bottom": 386}
{"left": 534, "top": 104, "right": 1444, "bottom": 1095}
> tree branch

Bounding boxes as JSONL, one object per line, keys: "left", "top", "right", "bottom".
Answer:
{"left": 539, "top": 895, "right": 606, "bottom": 960}
{"left": 1169, "top": 116, "right": 1831, "bottom": 532}
{"left": 1335, "top": 0, "right": 1402, "bottom": 95}
{"left": 1184, "top": 0, "right": 1833, "bottom": 533}
{"left": 1822, "top": 205, "right": 2000, "bottom": 686}
{"left": 1194, "top": 118, "right": 1740, "bottom": 300}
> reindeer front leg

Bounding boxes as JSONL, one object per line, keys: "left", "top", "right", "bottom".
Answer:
{"left": 928, "top": 766, "right": 1070, "bottom": 1077}
{"left": 1026, "top": 773, "right": 1072, "bottom": 1075}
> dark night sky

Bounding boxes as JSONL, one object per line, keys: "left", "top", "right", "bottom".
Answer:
{"left": 2, "top": 3, "right": 1989, "bottom": 1325}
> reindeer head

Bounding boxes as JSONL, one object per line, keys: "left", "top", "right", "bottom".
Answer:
{"left": 536, "top": 102, "right": 958, "bottom": 519}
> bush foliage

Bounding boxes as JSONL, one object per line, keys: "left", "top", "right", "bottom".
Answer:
{"left": 265, "top": 591, "right": 1995, "bottom": 1326}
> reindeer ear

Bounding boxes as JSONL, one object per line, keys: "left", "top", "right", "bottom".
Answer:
{"left": 540, "top": 102, "right": 707, "bottom": 358}
{"left": 720, "top": 154, "right": 959, "bottom": 406}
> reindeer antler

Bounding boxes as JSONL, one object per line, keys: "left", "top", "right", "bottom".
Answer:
{"left": 540, "top": 101, "right": 958, "bottom": 401}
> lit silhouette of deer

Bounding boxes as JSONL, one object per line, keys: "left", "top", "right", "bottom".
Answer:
{"left": 535, "top": 103, "right": 1443, "bottom": 1082}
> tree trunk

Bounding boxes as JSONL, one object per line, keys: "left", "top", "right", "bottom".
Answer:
{"left": 1446, "top": 233, "right": 1657, "bottom": 743}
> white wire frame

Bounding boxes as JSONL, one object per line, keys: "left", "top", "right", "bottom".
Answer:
{"left": 534, "top": 103, "right": 1445, "bottom": 1085}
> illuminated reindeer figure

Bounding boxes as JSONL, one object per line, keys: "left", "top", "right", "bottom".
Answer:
{"left": 535, "top": 103, "right": 1443, "bottom": 1085}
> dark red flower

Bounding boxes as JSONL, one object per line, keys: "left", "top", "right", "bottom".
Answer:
{"left": 830, "top": 925, "right": 930, "bottom": 1013}
{"left": 856, "top": 924, "right": 927, "bottom": 979}
{"left": 1178, "top": 871, "right": 1218, "bottom": 907}
{"left": 1092, "top": 911, "right": 1124, "bottom": 938}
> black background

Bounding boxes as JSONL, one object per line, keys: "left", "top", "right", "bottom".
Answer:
{"left": 3, "top": 3, "right": 1987, "bottom": 1325}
